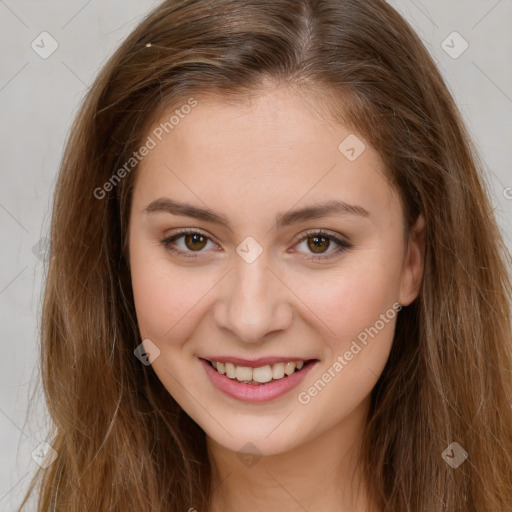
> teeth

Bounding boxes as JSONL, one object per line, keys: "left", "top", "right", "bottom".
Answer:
{"left": 284, "top": 362, "right": 296, "bottom": 375}
{"left": 225, "top": 362, "right": 236, "bottom": 379}
{"left": 252, "top": 365, "right": 273, "bottom": 383}
{"left": 235, "top": 366, "right": 253, "bottom": 382}
{"left": 211, "top": 360, "right": 307, "bottom": 383}
{"left": 272, "top": 363, "right": 285, "bottom": 379}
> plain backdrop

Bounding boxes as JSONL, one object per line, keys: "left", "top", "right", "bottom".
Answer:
{"left": 0, "top": 0, "right": 511, "bottom": 509}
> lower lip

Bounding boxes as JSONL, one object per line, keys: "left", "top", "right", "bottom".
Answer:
{"left": 200, "top": 359, "right": 317, "bottom": 403}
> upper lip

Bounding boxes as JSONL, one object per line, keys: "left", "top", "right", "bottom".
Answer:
{"left": 201, "top": 356, "right": 315, "bottom": 367}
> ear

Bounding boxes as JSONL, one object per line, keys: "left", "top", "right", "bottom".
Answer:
{"left": 398, "top": 213, "right": 425, "bottom": 307}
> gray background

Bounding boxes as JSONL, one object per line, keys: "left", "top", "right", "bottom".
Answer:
{"left": 0, "top": 0, "right": 511, "bottom": 509}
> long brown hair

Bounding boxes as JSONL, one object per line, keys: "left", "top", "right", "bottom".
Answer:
{"left": 20, "top": 0, "right": 512, "bottom": 510}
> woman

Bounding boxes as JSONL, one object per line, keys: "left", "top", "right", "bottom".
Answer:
{"left": 20, "top": 0, "right": 512, "bottom": 510}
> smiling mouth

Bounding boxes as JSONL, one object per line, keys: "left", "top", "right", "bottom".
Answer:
{"left": 205, "top": 359, "right": 316, "bottom": 385}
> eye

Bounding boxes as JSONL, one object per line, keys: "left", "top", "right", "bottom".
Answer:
{"left": 291, "top": 229, "right": 352, "bottom": 260}
{"left": 161, "top": 228, "right": 219, "bottom": 258}
{"left": 160, "top": 228, "right": 352, "bottom": 260}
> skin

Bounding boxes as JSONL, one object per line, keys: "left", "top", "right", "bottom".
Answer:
{"left": 128, "top": 84, "right": 425, "bottom": 512}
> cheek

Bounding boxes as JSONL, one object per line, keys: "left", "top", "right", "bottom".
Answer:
{"left": 293, "top": 251, "right": 403, "bottom": 346}
{"left": 129, "top": 239, "right": 210, "bottom": 342}
{"left": 294, "top": 266, "right": 400, "bottom": 433}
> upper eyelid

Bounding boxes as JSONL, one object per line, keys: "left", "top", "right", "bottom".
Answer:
{"left": 162, "top": 229, "right": 349, "bottom": 259}
{"left": 166, "top": 227, "right": 221, "bottom": 246}
{"left": 163, "top": 227, "right": 346, "bottom": 245}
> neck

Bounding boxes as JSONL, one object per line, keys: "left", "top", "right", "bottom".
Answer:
{"left": 206, "top": 396, "right": 378, "bottom": 512}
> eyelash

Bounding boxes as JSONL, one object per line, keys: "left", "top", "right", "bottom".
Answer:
{"left": 160, "top": 228, "right": 352, "bottom": 261}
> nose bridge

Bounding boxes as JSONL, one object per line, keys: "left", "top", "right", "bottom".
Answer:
{"left": 215, "top": 251, "right": 292, "bottom": 343}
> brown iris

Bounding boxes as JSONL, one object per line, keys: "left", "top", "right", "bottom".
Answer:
{"left": 184, "top": 233, "right": 208, "bottom": 251}
{"left": 307, "top": 235, "right": 330, "bottom": 254}
{"left": 179, "top": 232, "right": 332, "bottom": 255}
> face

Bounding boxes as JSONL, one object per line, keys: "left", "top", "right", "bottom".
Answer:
{"left": 128, "top": 85, "right": 424, "bottom": 456}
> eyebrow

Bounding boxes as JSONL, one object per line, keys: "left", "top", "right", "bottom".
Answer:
{"left": 143, "top": 197, "right": 370, "bottom": 230}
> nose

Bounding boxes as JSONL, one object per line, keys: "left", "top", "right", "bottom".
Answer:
{"left": 213, "top": 254, "right": 293, "bottom": 344}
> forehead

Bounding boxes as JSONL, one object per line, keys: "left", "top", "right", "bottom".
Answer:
{"left": 132, "top": 86, "right": 397, "bottom": 227}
